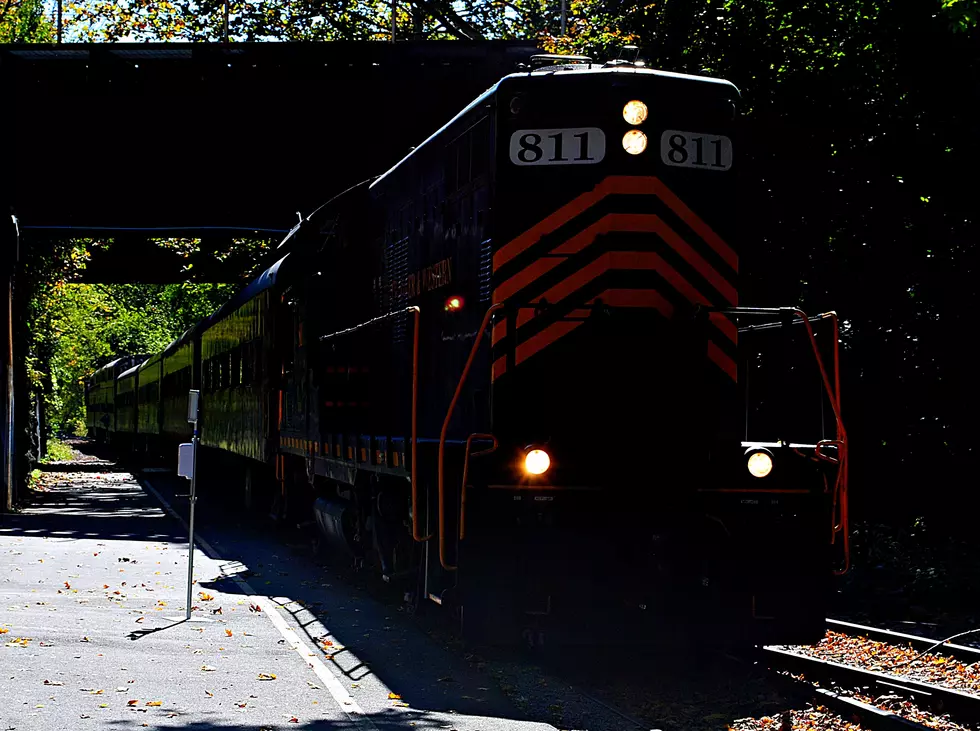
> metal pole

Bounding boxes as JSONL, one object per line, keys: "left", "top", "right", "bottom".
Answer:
{"left": 390, "top": 0, "right": 396, "bottom": 42}
{"left": 560, "top": 0, "right": 566, "bottom": 35}
{"left": 223, "top": 1, "right": 230, "bottom": 43}
{"left": 57, "top": 0, "right": 63, "bottom": 43}
{"left": 184, "top": 417, "right": 199, "bottom": 620}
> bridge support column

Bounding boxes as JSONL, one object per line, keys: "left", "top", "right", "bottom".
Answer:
{"left": 1, "top": 212, "right": 17, "bottom": 512}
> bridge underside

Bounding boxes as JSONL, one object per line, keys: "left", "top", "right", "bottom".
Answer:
{"left": 1, "top": 41, "right": 537, "bottom": 241}
{"left": 0, "top": 40, "right": 540, "bottom": 507}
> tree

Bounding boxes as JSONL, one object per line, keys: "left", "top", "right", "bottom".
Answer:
{"left": 0, "top": 0, "right": 54, "bottom": 41}
{"left": 60, "top": 0, "right": 633, "bottom": 47}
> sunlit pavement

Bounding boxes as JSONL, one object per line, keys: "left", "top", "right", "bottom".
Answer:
{"left": 0, "top": 461, "right": 555, "bottom": 731}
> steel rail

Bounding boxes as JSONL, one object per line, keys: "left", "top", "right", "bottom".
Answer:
{"left": 766, "top": 669, "right": 936, "bottom": 731}
{"left": 827, "top": 618, "right": 980, "bottom": 664}
{"left": 762, "top": 644, "right": 980, "bottom": 723}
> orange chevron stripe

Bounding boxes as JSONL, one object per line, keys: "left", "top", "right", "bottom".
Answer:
{"left": 514, "top": 320, "right": 584, "bottom": 366}
{"left": 491, "top": 319, "right": 507, "bottom": 346}
{"left": 514, "top": 252, "right": 737, "bottom": 350}
{"left": 515, "top": 251, "right": 736, "bottom": 342}
{"left": 493, "top": 176, "right": 659, "bottom": 271}
{"left": 504, "top": 294, "right": 734, "bottom": 381}
{"left": 497, "top": 214, "right": 736, "bottom": 318}
{"left": 709, "top": 312, "right": 738, "bottom": 344}
{"left": 492, "top": 257, "right": 565, "bottom": 305}
{"left": 550, "top": 213, "right": 736, "bottom": 304}
{"left": 493, "top": 176, "right": 738, "bottom": 274}
{"left": 492, "top": 356, "right": 507, "bottom": 380}
{"left": 707, "top": 340, "right": 737, "bottom": 381}
{"left": 650, "top": 179, "right": 738, "bottom": 271}
{"left": 592, "top": 288, "right": 675, "bottom": 317}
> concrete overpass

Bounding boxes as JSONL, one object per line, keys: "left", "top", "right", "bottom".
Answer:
{"left": 0, "top": 40, "right": 541, "bottom": 508}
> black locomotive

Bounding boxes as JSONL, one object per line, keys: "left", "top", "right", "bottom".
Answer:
{"left": 87, "top": 56, "right": 849, "bottom": 646}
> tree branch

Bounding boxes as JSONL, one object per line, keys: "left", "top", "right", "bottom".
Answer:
{"left": 0, "top": 0, "right": 16, "bottom": 26}
{"left": 412, "top": 0, "right": 484, "bottom": 40}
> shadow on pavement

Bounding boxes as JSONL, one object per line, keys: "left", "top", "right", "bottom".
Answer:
{"left": 99, "top": 706, "right": 532, "bottom": 729}
{"left": 7, "top": 440, "right": 550, "bottom": 729}
{"left": 0, "top": 461, "right": 188, "bottom": 543}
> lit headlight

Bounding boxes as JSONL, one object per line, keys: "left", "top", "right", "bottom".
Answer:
{"left": 622, "top": 130, "right": 648, "bottom": 155}
{"left": 524, "top": 448, "right": 551, "bottom": 476}
{"left": 622, "top": 100, "right": 648, "bottom": 125}
{"left": 746, "top": 450, "right": 774, "bottom": 478}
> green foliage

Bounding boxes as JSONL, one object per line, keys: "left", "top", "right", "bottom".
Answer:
{"left": 41, "top": 438, "right": 75, "bottom": 464}
{"left": 0, "top": 0, "right": 55, "bottom": 41}
{"left": 59, "top": 0, "right": 634, "bottom": 48}
{"left": 23, "top": 236, "right": 239, "bottom": 436}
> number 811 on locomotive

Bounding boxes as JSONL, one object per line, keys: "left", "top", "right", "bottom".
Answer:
{"left": 509, "top": 127, "right": 606, "bottom": 166}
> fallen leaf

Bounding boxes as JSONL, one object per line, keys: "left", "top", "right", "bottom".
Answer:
{"left": 307, "top": 682, "right": 320, "bottom": 689}
{"left": 127, "top": 700, "right": 139, "bottom": 706}
{"left": 248, "top": 603, "right": 261, "bottom": 612}
{"left": 146, "top": 701, "right": 162, "bottom": 707}
{"left": 205, "top": 690, "right": 213, "bottom": 697}
{"left": 0, "top": 628, "right": 8, "bottom": 634}
{"left": 201, "top": 665, "right": 216, "bottom": 672}
{"left": 103, "top": 584, "right": 109, "bottom": 589}
{"left": 257, "top": 673, "right": 277, "bottom": 681}
{"left": 212, "top": 607, "right": 223, "bottom": 615}
{"left": 199, "top": 592, "right": 214, "bottom": 601}
{"left": 388, "top": 692, "right": 401, "bottom": 700}
{"left": 98, "top": 703, "right": 109, "bottom": 708}
{"left": 289, "top": 718, "right": 299, "bottom": 723}
{"left": 135, "top": 617, "right": 144, "bottom": 624}
{"left": 116, "top": 687, "right": 127, "bottom": 692}
{"left": 43, "top": 679, "right": 63, "bottom": 686}
{"left": 80, "top": 636, "right": 90, "bottom": 642}
{"left": 64, "top": 582, "right": 71, "bottom": 589}
{"left": 225, "top": 629, "right": 233, "bottom": 637}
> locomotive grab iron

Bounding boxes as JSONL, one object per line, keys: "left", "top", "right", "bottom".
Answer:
{"left": 88, "top": 56, "right": 849, "bottom": 647}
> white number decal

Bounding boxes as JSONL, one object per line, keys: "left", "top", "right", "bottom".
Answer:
{"left": 660, "top": 130, "right": 733, "bottom": 171}
{"left": 509, "top": 128, "right": 606, "bottom": 166}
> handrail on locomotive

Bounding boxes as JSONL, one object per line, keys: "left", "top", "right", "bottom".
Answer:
{"left": 436, "top": 303, "right": 850, "bottom": 575}
{"left": 319, "top": 305, "right": 428, "bottom": 543}
{"left": 718, "top": 306, "right": 849, "bottom": 575}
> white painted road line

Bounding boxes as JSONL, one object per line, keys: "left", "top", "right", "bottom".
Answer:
{"left": 140, "top": 478, "right": 380, "bottom": 731}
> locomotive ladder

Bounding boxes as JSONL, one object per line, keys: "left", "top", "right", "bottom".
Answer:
{"left": 437, "top": 302, "right": 503, "bottom": 571}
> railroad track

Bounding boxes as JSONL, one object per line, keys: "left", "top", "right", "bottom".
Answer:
{"left": 760, "top": 619, "right": 980, "bottom": 731}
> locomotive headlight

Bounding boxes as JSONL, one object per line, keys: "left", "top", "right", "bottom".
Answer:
{"left": 524, "top": 448, "right": 551, "bottom": 476}
{"left": 622, "top": 100, "right": 648, "bottom": 125}
{"left": 746, "top": 449, "right": 774, "bottom": 478}
{"left": 622, "top": 130, "right": 648, "bottom": 155}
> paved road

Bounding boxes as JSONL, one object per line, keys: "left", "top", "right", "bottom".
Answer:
{"left": 0, "top": 458, "right": 557, "bottom": 731}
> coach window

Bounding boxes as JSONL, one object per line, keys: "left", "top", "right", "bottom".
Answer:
{"left": 230, "top": 348, "right": 241, "bottom": 388}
